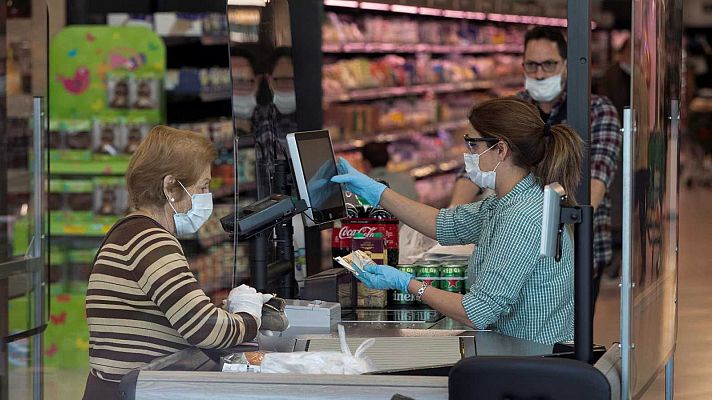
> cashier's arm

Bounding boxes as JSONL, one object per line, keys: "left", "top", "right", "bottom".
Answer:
{"left": 379, "top": 188, "right": 439, "bottom": 239}
{"left": 406, "top": 279, "right": 473, "bottom": 327}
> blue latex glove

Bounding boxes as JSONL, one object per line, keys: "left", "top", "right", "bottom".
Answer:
{"left": 307, "top": 160, "right": 338, "bottom": 208}
{"left": 331, "top": 157, "right": 387, "bottom": 206}
{"left": 354, "top": 264, "right": 414, "bottom": 293}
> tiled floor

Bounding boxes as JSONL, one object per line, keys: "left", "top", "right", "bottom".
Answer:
{"left": 594, "top": 185, "right": 712, "bottom": 399}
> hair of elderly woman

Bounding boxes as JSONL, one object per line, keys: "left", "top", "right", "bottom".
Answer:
{"left": 126, "top": 125, "right": 217, "bottom": 209}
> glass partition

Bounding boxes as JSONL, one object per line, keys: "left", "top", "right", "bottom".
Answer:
{"left": 624, "top": 0, "right": 682, "bottom": 397}
{"left": 227, "top": 0, "right": 299, "bottom": 295}
{"left": 1, "top": 2, "right": 49, "bottom": 399}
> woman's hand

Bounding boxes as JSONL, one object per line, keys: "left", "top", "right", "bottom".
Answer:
{"left": 228, "top": 285, "right": 273, "bottom": 328}
{"left": 354, "top": 264, "right": 414, "bottom": 293}
{"left": 331, "top": 157, "right": 386, "bottom": 206}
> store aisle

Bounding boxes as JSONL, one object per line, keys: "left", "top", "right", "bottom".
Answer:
{"left": 595, "top": 185, "right": 712, "bottom": 399}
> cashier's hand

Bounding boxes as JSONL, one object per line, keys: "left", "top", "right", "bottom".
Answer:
{"left": 354, "top": 264, "right": 414, "bottom": 294}
{"left": 307, "top": 161, "right": 336, "bottom": 208}
{"left": 228, "top": 285, "right": 273, "bottom": 329}
{"left": 331, "top": 157, "right": 386, "bottom": 206}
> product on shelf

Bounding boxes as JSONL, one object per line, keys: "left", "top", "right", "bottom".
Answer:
{"left": 93, "top": 177, "right": 128, "bottom": 217}
{"left": 323, "top": 12, "right": 527, "bottom": 48}
{"left": 323, "top": 54, "right": 521, "bottom": 98}
{"left": 131, "top": 75, "right": 160, "bottom": 109}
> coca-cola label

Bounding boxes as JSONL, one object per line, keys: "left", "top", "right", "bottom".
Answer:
{"left": 337, "top": 226, "right": 379, "bottom": 240}
{"left": 332, "top": 218, "right": 399, "bottom": 250}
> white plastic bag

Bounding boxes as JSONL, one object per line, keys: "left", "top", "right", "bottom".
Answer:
{"left": 260, "top": 325, "right": 376, "bottom": 375}
{"left": 398, "top": 224, "right": 437, "bottom": 264}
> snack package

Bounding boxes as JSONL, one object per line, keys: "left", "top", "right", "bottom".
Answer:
{"left": 93, "top": 120, "right": 124, "bottom": 156}
{"left": 221, "top": 351, "right": 266, "bottom": 373}
{"left": 108, "top": 73, "right": 130, "bottom": 109}
{"left": 131, "top": 76, "right": 159, "bottom": 109}
{"left": 123, "top": 123, "right": 149, "bottom": 154}
{"left": 93, "top": 177, "right": 128, "bottom": 216}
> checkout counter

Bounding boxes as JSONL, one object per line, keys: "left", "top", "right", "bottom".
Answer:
{"left": 118, "top": 305, "right": 558, "bottom": 400}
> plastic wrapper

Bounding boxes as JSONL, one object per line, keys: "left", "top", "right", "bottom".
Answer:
{"left": 260, "top": 325, "right": 376, "bottom": 375}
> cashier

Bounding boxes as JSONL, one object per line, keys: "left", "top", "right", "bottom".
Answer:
{"left": 83, "top": 126, "right": 272, "bottom": 400}
{"left": 332, "top": 97, "right": 583, "bottom": 345}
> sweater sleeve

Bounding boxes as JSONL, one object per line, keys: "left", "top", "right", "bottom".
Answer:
{"left": 131, "top": 230, "right": 258, "bottom": 348}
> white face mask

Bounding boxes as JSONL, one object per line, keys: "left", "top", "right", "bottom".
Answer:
{"left": 233, "top": 94, "right": 257, "bottom": 118}
{"left": 463, "top": 143, "right": 501, "bottom": 190}
{"left": 273, "top": 90, "right": 296, "bottom": 114}
{"left": 167, "top": 180, "right": 213, "bottom": 237}
{"left": 619, "top": 62, "right": 632, "bottom": 75}
{"left": 525, "top": 74, "right": 564, "bottom": 102}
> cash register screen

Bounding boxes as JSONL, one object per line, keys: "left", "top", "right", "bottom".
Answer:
{"left": 287, "top": 130, "right": 345, "bottom": 225}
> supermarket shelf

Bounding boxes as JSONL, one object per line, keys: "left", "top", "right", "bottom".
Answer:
{"left": 167, "top": 89, "right": 232, "bottom": 103}
{"left": 322, "top": 42, "right": 522, "bottom": 54}
{"left": 333, "top": 119, "right": 470, "bottom": 152}
{"left": 411, "top": 159, "right": 464, "bottom": 180}
{"left": 50, "top": 159, "right": 129, "bottom": 176}
{"left": 324, "top": 80, "right": 503, "bottom": 103}
{"left": 162, "top": 36, "right": 229, "bottom": 46}
{"left": 323, "top": 1, "right": 571, "bottom": 28}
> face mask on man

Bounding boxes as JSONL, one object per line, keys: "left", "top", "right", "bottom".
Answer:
{"left": 525, "top": 74, "right": 563, "bottom": 102}
{"left": 619, "top": 62, "right": 632, "bottom": 75}
{"left": 233, "top": 94, "right": 257, "bottom": 118}
{"left": 463, "top": 143, "right": 501, "bottom": 190}
{"left": 167, "top": 180, "right": 213, "bottom": 237}
{"left": 273, "top": 90, "right": 296, "bottom": 114}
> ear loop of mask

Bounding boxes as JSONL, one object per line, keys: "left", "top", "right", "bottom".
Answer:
{"left": 481, "top": 142, "right": 503, "bottom": 172}
{"left": 166, "top": 180, "right": 190, "bottom": 214}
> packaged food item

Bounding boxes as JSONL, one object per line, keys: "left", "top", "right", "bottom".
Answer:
{"left": 244, "top": 351, "right": 266, "bottom": 366}
{"left": 221, "top": 350, "right": 266, "bottom": 373}
{"left": 351, "top": 232, "right": 387, "bottom": 265}
{"left": 331, "top": 217, "right": 399, "bottom": 269}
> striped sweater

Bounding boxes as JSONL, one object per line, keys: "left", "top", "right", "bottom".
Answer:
{"left": 86, "top": 215, "right": 258, "bottom": 382}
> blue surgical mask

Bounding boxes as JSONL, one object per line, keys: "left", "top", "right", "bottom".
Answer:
{"left": 233, "top": 94, "right": 257, "bottom": 118}
{"left": 273, "top": 90, "right": 296, "bottom": 114}
{"left": 463, "top": 143, "right": 501, "bottom": 190}
{"left": 167, "top": 180, "right": 213, "bottom": 236}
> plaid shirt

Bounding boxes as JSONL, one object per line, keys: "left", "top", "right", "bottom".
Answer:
{"left": 456, "top": 90, "right": 621, "bottom": 271}
{"left": 437, "top": 174, "right": 574, "bottom": 345}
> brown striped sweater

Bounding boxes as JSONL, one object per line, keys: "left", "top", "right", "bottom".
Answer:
{"left": 86, "top": 215, "right": 258, "bottom": 382}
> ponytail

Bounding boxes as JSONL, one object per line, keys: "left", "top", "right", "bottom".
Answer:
{"left": 534, "top": 124, "right": 584, "bottom": 206}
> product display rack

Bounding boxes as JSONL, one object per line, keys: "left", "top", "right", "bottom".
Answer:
{"left": 320, "top": 0, "right": 612, "bottom": 206}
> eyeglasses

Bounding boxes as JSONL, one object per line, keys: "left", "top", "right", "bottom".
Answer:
{"left": 464, "top": 135, "right": 499, "bottom": 153}
{"left": 523, "top": 60, "right": 561, "bottom": 73}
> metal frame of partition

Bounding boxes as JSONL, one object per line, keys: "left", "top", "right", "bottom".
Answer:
{"left": 622, "top": 0, "right": 682, "bottom": 398}
{"left": 567, "top": 0, "right": 595, "bottom": 365}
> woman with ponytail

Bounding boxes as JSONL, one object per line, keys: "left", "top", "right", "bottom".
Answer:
{"left": 332, "top": 97, "right": 583, "bottom": 345}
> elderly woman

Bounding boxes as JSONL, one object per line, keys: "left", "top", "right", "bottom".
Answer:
{"left": 82, "top": 126, "right": 269, "bottom": 399}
